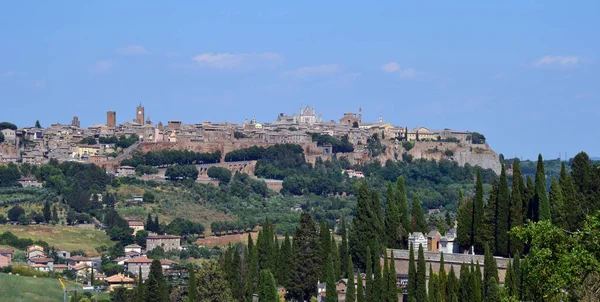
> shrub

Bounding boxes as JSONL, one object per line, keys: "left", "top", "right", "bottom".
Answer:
{"left": 402, "top": 153, "right": 413, "bottom": 163}
{"left": 402, "top": 141, "right": 414, "bottom": 151}
{"left": 444, "top": 150, "right": 454, "bottom": 157}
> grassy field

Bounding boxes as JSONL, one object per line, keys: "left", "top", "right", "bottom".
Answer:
{"left": 0, "top": 273, "right": 108, "bottom": 302}
{"left": 0, "top": 225, "right": 113, "bottom": 256}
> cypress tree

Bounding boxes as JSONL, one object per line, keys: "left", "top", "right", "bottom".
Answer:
{"left": 331, "top": 234, "right": 341, "bottom": 280}
{"left": 388, "top": 250, "right": 397, "bottom": 302}
{"left": 258, "top": 218, "right": 275, "bottom": 273}
{"left": 51, "top": 205, "right": 58, "bottom": 223}
{"left": 346, "top": 256, "right": 356, "bottom": 302}
{"left": 278, "top": 232, "right": 293, "bottom": 288}
{"left": 411, "top": 194, "right": 428, "bottom": 234}
{"left": 438, "top": 253, "right": 447, "bottom": 302}
{"left": 549, "top": 178, "right": 566, "bottom": 228}
{"left": 472, "top": 261, "right": 482, "bottom": 302}
{"left": 371, "top": 190, "right": 384, "bottom": 248}
{"left": 384, "top": 182, "right": 402, "bottom": 248}
{"left": 340, "top": 218, "right": 349, "bottom": 277}
{"left": 146, "top": 213, "right": 154, "bottom": 233}
{"left": 356, "top": 268, "right": 365, "bottom": 302}
{"left": 496, "top": 164, "right": 510, "bottom": 257}
{"left": 231, "top": 247, "right": 244, "bottom": 300}
{"left": 408, "top": 244, "right": 417, "bottom": 301}
{"left": 510, "top": 159, "right": 524, "bottom": 256}
{"left": 397, "top": 176, "right": 411, "bottom": 248}
{"left": 145, "top": 259, "right": 168, "bottom": 302}
{"left": 372, "top": 248, "right": 382, "bottom": 302}
{"left": 428, "top": 264, "right": 441, "bottom": 302}
{"left": 524, "top": 176, "right": 535, "bottom": 220}
{"left": 458, "top": 264, "right": 470, "bottom": 302}
{"left": 513, "top": 253, "right": 522, "bottom": 300}
{"left": 505, "top": 259, "right": 516, "bottom": 298}
{"left": 365, "top": 247, "right": 373, "bottom": 302}
{"left": 43, "top": 201, "right": 51, "bottom": 223}
{"left": 456, "top": 190, "right": 473, "bottom": 249}
{"left": 486, "top": 277, "right": 500, "bottom": 302}
{"left": 480, "top": 177, "right": 498, "bottom": 254}
{"left": 416, "top": 244, "right": 427, "bottom": 302}
{"left": 246, "top": 237, "right": 259, "bottom": 300}
{"left": 446, "top": 266, "right": 458, "bottom": 301}
{"left": 287, "top": 213, "right": 321, "bottom": 301}
{"left": 258, "top": 270, "right": 279, "bottom": 302}
{"left": 320, "top": 220, "right": 332, "bottom": 280}
{"left": 154, "top": 216, "right": 159, "bottom": 233}
{"left": 483, "top": 245, "right": 498, "bottom": 296}
{"left": 559, "top": 162, "right": 578, "bottom": 231}
{"left": 136, "top": 266, "right": 145, "bottom": 302}
{"left": 188, "top": 263, "right": 197, "bottom": 302}
{"left": 535, "top": 154, "right": 550, "bottom": 221}
{"left": 349, "top": 182, "right": 375, "bottom": 269}
{"left": 473, "top": 169, "right": 485, "bottom": 252}
{"left": 325, "top": 255, "right": 338, "bottom": 302}
{"left": 382, "top": 250, "right": 389, "bottom": 302}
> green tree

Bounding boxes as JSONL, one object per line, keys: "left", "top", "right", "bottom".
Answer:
{"left": 397, "top": 177, "right": 411, "bottom": 248}
{"left": 320, "top": 221, "right": 331, "bottom": 280}
{"left": 456, "top": 190, "right": 473, "bottom": 248}
{"left": 52, "top": 206, "right": 58, "bottom": 223}
{"left": 411, "top": 194, "right": 428, "bottom": 234}
{"left": 246, "top": 235, "right": 259, "bottom": 300}
{"left": 356, "top": 268, "right": 365, "bottom": 302}
{"left": 382, "top": 249, "right": 389, "bottom": 302}
{"left": 388, "top": 250, "right": 397, "bottom": 302}
{"left": 524, "top": 176, "right": 535, "bottom": 220}
{"left": 371, "top": 190, "right": 384, "bottom": 249}
{"left": 372, "top": 248, "right": 382, "bottom": 302}
{"left": 207, "top": 166, "right": 232, "bottom": 185}
{"left": 480, "top": 178, "right": 498, "bottom": 254}
{"left": 549, "top": 178, "right": 566, "bottom": 228}
{"left": 438, "top": 253, "right": 447, "bottom": 302}
{"left": 145, "top": 259, "right": 168, "bottom": 302}
{"left": 339, "top": 218, "right": 349, "bottom": 277}
{"left": 535, "top": 154, "right": 550, "bottom": 221}
{"left": 287, "top": 213, "right": 321, "bottom": 301}
{"left": 496, "top": 164, "right": 510, "bottom": 257}
{"left": 470, "top": 261, "right": 482, "bottom": 302}
{"left": 483, "top": 245, "right": 498, "bottom": 296}
{"left": 43, "top": 201, "right": 51, "bottom": 222}
{"left": 428, "top": 264, "right": 441, "bottom": 302}
{"left": 278, "top": 232, "right": 293, "bottom": 288}
{"left": 188, "top": 263, "right": 197, "bottom": 302}
{"left": 408, "top": 244, "right": 417, "bottom": 301}
{"left": 35, "top": 120, "right": 41, "bottom": 128}
{"left": 7, "top": 205, "right": 25, "bottom": 221}
{"left": 558, "top": 162, "right": 578, "bottom": 231}
{"left": 458, "top": 264, "right": 470, "bottom": 302}
{"left": 510, "top": 159, "right": 524, "bottom": 256}
{"left": 487, "top": 277, "right": 500, "bottom": 302}
{"left": 504, "top": 258, "right": 516, "bottom": 298}
{"left": 325, "top": 255, "right": 338, "bottom": 302}
{"left": 416, "top": 244, "right": 427, "bottom": 302}
{"left": 385, "top": 182, "right": 402, "bottom": 248}
{"left": 195, "top": 260, "right": 235, "bottom": 302}
{"left": 349, "top": 182, "right": 377, "bottom": 269}
{"left": 446, "top": 266, "right": 458, "bottom": 301}
{"left": 473, "top": 169, "right": 485, "bottom": 252}
{"left": 258, "top": 270, "right": 278, "bottom": 302}
{"left": 135, "top": 266, "right": 145, "bottom": 302}
{"left": 346, "top": 256, "right": 356, "bottom": 302}
{"left": 365, "top": 247, "right": 373, "bottom": 302}
{"left": 331, "top": 234, "right": 341, "bottom": 280}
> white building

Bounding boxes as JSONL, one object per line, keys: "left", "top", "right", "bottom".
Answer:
{"left": 408, "top": 232, "right": 428, "bottom": 252}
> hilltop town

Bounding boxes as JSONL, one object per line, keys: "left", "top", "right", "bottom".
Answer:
{"left": 0, "top": 104, "right": 501, "bottom": 177}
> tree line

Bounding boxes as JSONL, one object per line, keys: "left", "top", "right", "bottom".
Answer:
{"left": 121, "top": 149, "right": 221, "bottom": 167}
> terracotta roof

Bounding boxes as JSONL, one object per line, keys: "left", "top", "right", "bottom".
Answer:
{"left": 128, "top": 221, "right": 144, "bottom": 227}
{"left": 0, "top": 248, "right": 14, "bottom": 254}
{"left": 124, "top": 244, "right": 142, "bottom": 248}
{"left": 30, "top": 257, "right": 53, "bottom": 264}
{"left": 160, "top": 259, "right": 177, "bottom": 266}
{"left": 104, "top": 273, "right": 135, "bottom": 283}
{"left": 31, "top": 264, "right": 49, "bottom": 268}
{"left": 147, "top": 235, "right": 181, "bottom": 239}
{"left": 72, "top": 263, "right": 89, "bottom": 270}
{"left": 124, "top": 257, "right": 153, "bottom": 264}
{"left": 68, "top": 256, "right": 91, "bottom": 261}
{"left": 54, "top": 264, "right": 68, "bottom": 270}
{"left": 112, "top": 257, "right": 129, "bottom": 263}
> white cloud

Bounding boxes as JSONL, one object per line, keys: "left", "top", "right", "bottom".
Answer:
{"left": 90, "top": 60, "right": 114, "bottom": 73}
{"left": 115, "top": 45, "right": 151, "bottom": 55}
{"left": 381, "top": 62, "right": 400, "bottom": 73}
{"left": 192, "top": 52, "right": 283, "bottom": 69}
{"left": 32, "top": 80, "right": 45, "bottom": 88}
{"left": 399, "top": 68, "right": 419, "bottom": 79}
{"left": 281, "top": 64, "right": 342, "bottom": 77}
{"left": 533, "top": 55, "right": 583, "bottom": 68}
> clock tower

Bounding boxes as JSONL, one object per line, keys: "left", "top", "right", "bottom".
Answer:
{"left": 135, "top": 103, "right": 144, "bottom": 125}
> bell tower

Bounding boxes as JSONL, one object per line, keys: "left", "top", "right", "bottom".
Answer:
{"left": 135, "top": 103, "right": 144, "bottom": 124}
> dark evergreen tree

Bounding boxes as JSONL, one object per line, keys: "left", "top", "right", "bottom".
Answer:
{"left": 385, "top": 182, "right": 402, "bottom": 248}
{"left": 52, "top": 206, "right": 58, "bottom": 223}
{"left": 278, "top": 232, "right": 293, "bottom": 288}
{"left": 411, "top": 194, "right": 428, "bottom": 234}
{"left": 145, "top": 259, "right": 168, "bottom": 302}
{"left": 365, "top": 247, "right": 373, "bottom": 302}
{"left": 246, "top": 236, "right": 259, "bottom": 301}
{"left": 397, "top": 176, "right": 411, "bottom": 248}
{"left": 504, "top": 258, "right": 516, "bottom": 298}
{"left": 188, "top": 263, "right": 197, "bottom": 302}
{"left": 388, "top": 250, "right": 397, "bottom": 302}
{"left": 325, "top": 254, "right": 339, "bottom": 302}
{"left": 510, "top": 159, "right": 524, "bottom": 256}
{"left": 372, "top": 248, "right": 382, "bottom": 302}
{"left": 438, "top": 252, "right": 447, "bottom": 302}
{"left": 35, "top": 120, "right": 41, "bottom": 128}
{"left": 416, "top": 244, "right": 427, "bottom": 302}
{"left": 258, "top": 270, "right": 279, "bottom": 302}
{"left": 480, "top": 177, "right": 498, "bottom": 254}
{"left": 559, "top": 162, "right": 578, "bottom": 231}
{"left": 258, "top": 218, "right": 275, "bottom": 273}
{"left": 471, "top": 261, "right": 482, "bottom": 302}
{"left": 356, "top": 268, "right": 365, "bottom": 302}
{"left": 136, "top": 266, "right": 145, "bottom": 302}
{"left": 349, "top": 182, "right": 376, "bottom": 269}
{"left": 371, "top": 190, "right": 384, "bottom": 249}
{"left": 473, "top": 169, "right": 485, "bottom": 252}
{"left": 43, "top": 201, "right": 51, "bottom": 222}
{"left": 408, "top": 244, "right": 417, "bottom": 301}
{"left": 331, "top": 234, "right": 341, "bottom": 280}
{"left": 339, "top": 218, "right": 349, "bottom": 277}
{"left": 524, "top": 175, "right": 535, "bottom": 221}
{"left": 320, "top": 221, "right": 331, "bottom": 280}
{"left": 549, "top": 178, "right": 566, "bottom": 228}
{"left": 458, "top": 264, "right": 470, "bottom": 302}
{"left": 486, "top": 277, "right": 500, "bottom": 302}
{"left": 456, "top": 190, "right": 473, "bottom": 248}
{"left": 513, "top": 253, "right": 522, "bottom": 300}
{"left": 382, "top": 249, "right": 389, "bottom": 302}
{"left": 231, "top": 247, "right": 244, "bottom": 300}
{"left": 146, "top": 213, "right": 154, "bottom": 232}
{"left": 535, "top": 154, "right": 550, "bottom": 221}
{"left": 428, "top": 264, "right": 441, "bottom": 302}
{"left": 483, "top": 245, "right": 498, "bottom": 296}
{"left": 287, "top": 213, "right": 321, "bottom": 301}
{"left": 496, "top": 164, "right": 510, "bottom": 257}
{"left": 346, "top": 256, "right": 356, "bottom": 302}
{"left": 446, "top": 266, "right": 458, "bottom": 301}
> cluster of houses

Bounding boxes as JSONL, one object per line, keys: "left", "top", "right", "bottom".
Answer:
{"left": 0, "top": 218, "right": 183, "bottom": 291}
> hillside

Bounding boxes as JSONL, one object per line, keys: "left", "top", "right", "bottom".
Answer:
{"left": 0, "top": 274, "right": 68, "bottom": 302}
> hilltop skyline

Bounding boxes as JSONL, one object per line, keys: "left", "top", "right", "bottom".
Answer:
{"left": 1, "top": 1, "right": 599, "bottom": 160}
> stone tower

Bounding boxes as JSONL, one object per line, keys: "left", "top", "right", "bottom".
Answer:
{"left": 135, "top": 104, "right": 144, "bottom": 125}
{"left": 71, "top": 116, "right": 80, "bottom": 128}
{"left": 107, "top": 111, "right": 116, "bottom": 128}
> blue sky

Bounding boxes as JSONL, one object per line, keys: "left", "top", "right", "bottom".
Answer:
{"left": 1, "top": 1, "right": 598, "bottom": 159}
